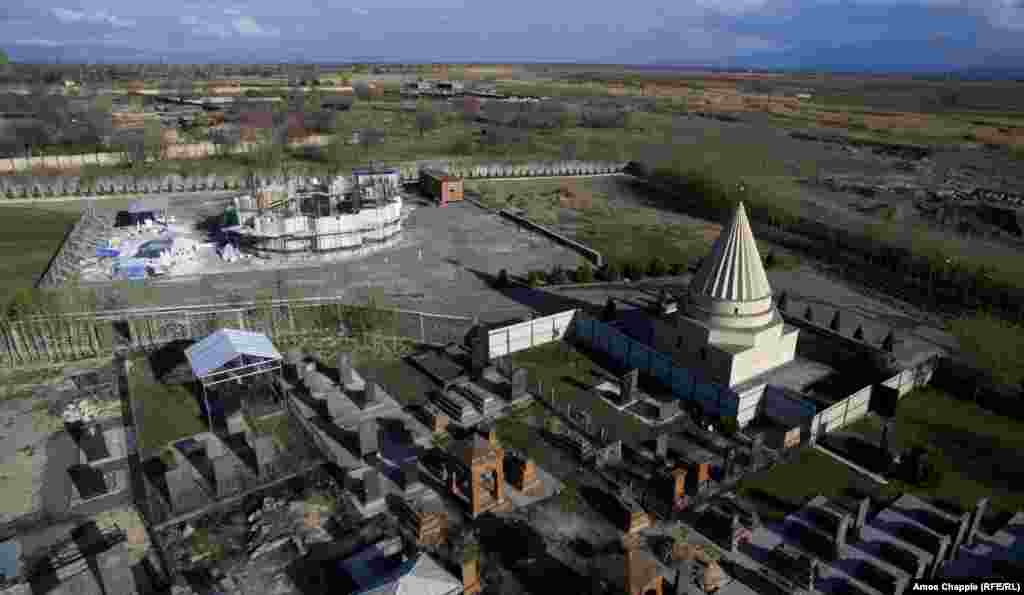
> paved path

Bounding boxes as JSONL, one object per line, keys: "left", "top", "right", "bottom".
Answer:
{"left": 42, "top": 432, "right": 77, "bottom": 517}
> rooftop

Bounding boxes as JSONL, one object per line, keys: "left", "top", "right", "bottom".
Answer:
{"left": 689, "top": 202, "right": 773, "bottom": 304}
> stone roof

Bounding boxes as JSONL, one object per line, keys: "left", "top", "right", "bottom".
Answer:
{"left": 689, "top": 202, "right": 772, "bottom": 303}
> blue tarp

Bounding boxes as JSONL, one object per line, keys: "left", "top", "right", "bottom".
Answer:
{"left": 95, "top": 248, "right": 120, "bottom": 258}
{"left": 112, "top": 258, "right": 147, "bottom": 280}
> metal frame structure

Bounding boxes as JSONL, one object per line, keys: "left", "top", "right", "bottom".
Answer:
{"left": 187, "top": 330, "right": 284, "bottom": 433}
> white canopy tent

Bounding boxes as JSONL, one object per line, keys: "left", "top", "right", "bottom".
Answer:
{"left": 186, "top": 328, "right": 283, "bottom": 387}
{"left": 185, "top": 328, "right": 284, "bottom": 432}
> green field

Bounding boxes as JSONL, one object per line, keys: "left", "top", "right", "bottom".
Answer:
{"left": 0, "top": 206, "right": 81, "bottom": 307}
{"left": 507, "top": 341, "right": 650, "bottom": 445}
{"left": 849, "top": 388, "right": 1024, "bottom": 517}
{"left": 738, "top": 387, "right": 1024, "bottom": 523}
{"left": 128, "top": 355, "right": 206, "bottom": 452}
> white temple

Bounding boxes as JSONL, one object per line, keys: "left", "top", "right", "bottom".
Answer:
{"left": 653, "top": 202, "right": 799, "bottom": 388}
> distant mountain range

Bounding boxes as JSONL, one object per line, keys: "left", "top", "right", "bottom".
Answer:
{"left": 10, "top": 41, "right": 1024, "bottom": 80}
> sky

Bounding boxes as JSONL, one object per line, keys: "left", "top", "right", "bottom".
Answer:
{"left": 2, "top": 0, "right": 1024, "bottom": 71}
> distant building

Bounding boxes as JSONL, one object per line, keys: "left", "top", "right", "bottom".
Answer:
{"left": 421, "top": 169, "right": 464, "bottom": 206}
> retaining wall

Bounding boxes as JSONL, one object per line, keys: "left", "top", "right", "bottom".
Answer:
{"left": 499, "top": 209, "right": 604, "bottom": 267}
{"left": 486, "top": 309, "right": 576, "bottom": 359}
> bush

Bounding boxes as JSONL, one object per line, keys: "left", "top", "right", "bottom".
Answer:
{"left": 669, "top": 262, "right": 687, "bottom": 276}
{"left": 717, "top": 416, "right": 739, "bottom": 436}
{"left": 526, "top": 270, "right": 546, "bottom": 287}
{"left": 575, "top": 262, "right": 595, "bottom": 283}
{"left": 600, "top": 262, "right": 622, "bottom": 282}
{"left": 622, "top": 262, "right": 644, "bottom": 281}
{"left": 647, "top": 256, "right": 668, "bottom": 277}
{"left": 547, "top": 265, "right": 569, "bottom": 285}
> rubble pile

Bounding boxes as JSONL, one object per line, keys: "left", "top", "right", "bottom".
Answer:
{"left": 61, "top": 398, "right": 121, "bottom": 424}
{"left": 38, "top": 210, "right": 115, "bottom": 288}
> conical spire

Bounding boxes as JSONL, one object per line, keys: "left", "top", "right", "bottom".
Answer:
{"left": 689, "top": 203, "right": 772, "bottom": 303}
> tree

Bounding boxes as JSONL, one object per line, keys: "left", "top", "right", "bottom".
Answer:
{"left": 143, "top": 120, "right": 168, "bottom": 161}
{"left": 525, "top": 270, "right": 545, "bottom": 287}
{"left": 358, "top": 127, "right": 385, "bottom": 160}
{"left": 669, "top": 262, "right": 687, "bottom": 276}
{"left": 602, "top": 262, "right": 622, "bottom": 282}
{"left": 647, "top": 256, "right": 668, "bottom": 277}
{"left": 601, "top": 297, "right": 617, "bottom": 322}
{"left": 764, "top": 251, "right": 777, "bottom": 269}
{"left": 853, "top": 325, "right": 865, "bottom": 341}
{"left": 353, "top": 80, "right": 379, "bottom": 103}
{"left": 623, "top": 262, "right": 643, "bottom": 281}
{"left": 575, "top": 262, "right": 594, "bottom": 283}
{"left": 414, "top": 106, "right": 438, "bottom": 138}
{"left": 776, "top": 291, "right": 788, "bottom": 312}
{"left": 547, "top": 265, "right": 568, "bottom": 285}
{"left": 829, "top": 310, "right": 842, "bottom": 332}
{"left": 0, "top": 50, "right": 9, "bottom": 66}
{"left": 210, "top": 125, "right": 241, "bottom": 156}
{"left": 495, "top": 268, "right": 510, "bottom": 289}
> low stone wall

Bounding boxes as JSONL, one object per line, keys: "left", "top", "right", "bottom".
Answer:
{"left": 499, "top": 209, "right": 604, "bottom": 267}
{"left": 0, "top": 160, "right": 627, "bottom": 201}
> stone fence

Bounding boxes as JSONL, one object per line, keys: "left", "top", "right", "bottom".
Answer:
{"left": 0, "top": 298, "right": 475, "bottom": 367}
{"left": 0, "top": 160, "right": 627, "bottom": 200}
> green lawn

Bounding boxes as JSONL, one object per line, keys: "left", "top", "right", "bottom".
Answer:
{"left": 508, "top": 341, "right": 650, "bottom": 445}
{"left": 847, "top": 387, "right": 1024, "bottom": 518}
{"left": 128, "top": 355, "right": 207, "bottom": 452}
{"left": 738, "top": 387, "right": 1024, "bottom": 523}
{"left": 0, "top": 206, "right": 81, "bottom": 307}
{"left": 736, "top": 448, "right": 900, "bottom": 522}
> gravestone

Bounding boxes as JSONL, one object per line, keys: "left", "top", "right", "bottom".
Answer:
{"left": 854, "top": 497, "right": 870, "bottom": 540}
{"left": 337, "top": 352, "right": 354, "bottom": 385}
{"left": 469, "top": 325, "right": 488, "bottom": 379}
{"left": 508, "top": 368, "right": 528, "bottom": 400}
{"left": 724, "top": 448, "right": 737, "bottom": 479}
{"left": 363, "top": 469, "right": 383, "bottom": 505}
{"left": 834, "top": 514, "right": 851, "bottom": 561}
{"left": 358, "top": 420, "right": 379, "bottom": 457}
{"left": 967, "top": 497, "right": 989, "bottom": 547}
{"left": 400, "top": 459, "right": 421, "bottom": 492}
{"left": 656, "top": 433, "right": 669, "bottom": 459}
{"left": 362, "top": 382, "right": 380, "bottom": 408}
{"left": 620, "top": 369, "right": 639, "bottom": 404}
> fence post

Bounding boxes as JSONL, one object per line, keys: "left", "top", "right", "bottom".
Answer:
{"left": 419, "top": 313, "right": 425, "bottom": 344}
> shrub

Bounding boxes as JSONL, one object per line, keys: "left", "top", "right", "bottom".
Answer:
{"left": 717, "top": 416, "right": 739, "bottom": 436}
{"left": 547, "top": 265, "right": 569, "bottom": 285}
{"left": 601, "top": 262, "right": 622, "bottom": 282}
{"left": 526, "top": 270, "right": 546, "bottom": 287}
{"left": 575, "top": 262, "right": 595, "bottom": 283}
{"left": 669, "top": 262, "right": 687, "bottom": 276}
{"left": 647, "top": 256, "right": 668, "bottom": 277}
{"left": 623, "top": 262, "right": 644, "bottom": 281}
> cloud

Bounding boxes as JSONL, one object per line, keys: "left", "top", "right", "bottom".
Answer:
{"left": 51, "top": 7, "right": 136, "bottom": 28}
{"left": 232, "top": 15, "right": 280, "bottom": 36}
{"left": 183, "top": 16, "right": 232, "bottom": 39}
{"left": 352, "top": 7, "right": 369, "bottom": 15}
{"left": 15, "top": 38, "right": 62, "bottom": 47}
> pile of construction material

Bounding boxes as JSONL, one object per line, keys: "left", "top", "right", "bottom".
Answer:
{"left": 39, "top": 210, "right": 115, "bottom": 288}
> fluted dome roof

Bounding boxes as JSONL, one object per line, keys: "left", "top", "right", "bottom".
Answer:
{"left": 689, "top": 202, "right": 772, "bottom": 303}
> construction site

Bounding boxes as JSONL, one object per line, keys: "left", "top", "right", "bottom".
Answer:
{"left": 73, "top": 169, "right": 408, "bottom": 283}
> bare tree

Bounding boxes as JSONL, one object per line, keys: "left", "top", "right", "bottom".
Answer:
{"left": 210, "top": 125, "right": 241, "bottom": 156}
{"left": 415, "top": 106, "right": 439, "bottom": 138}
